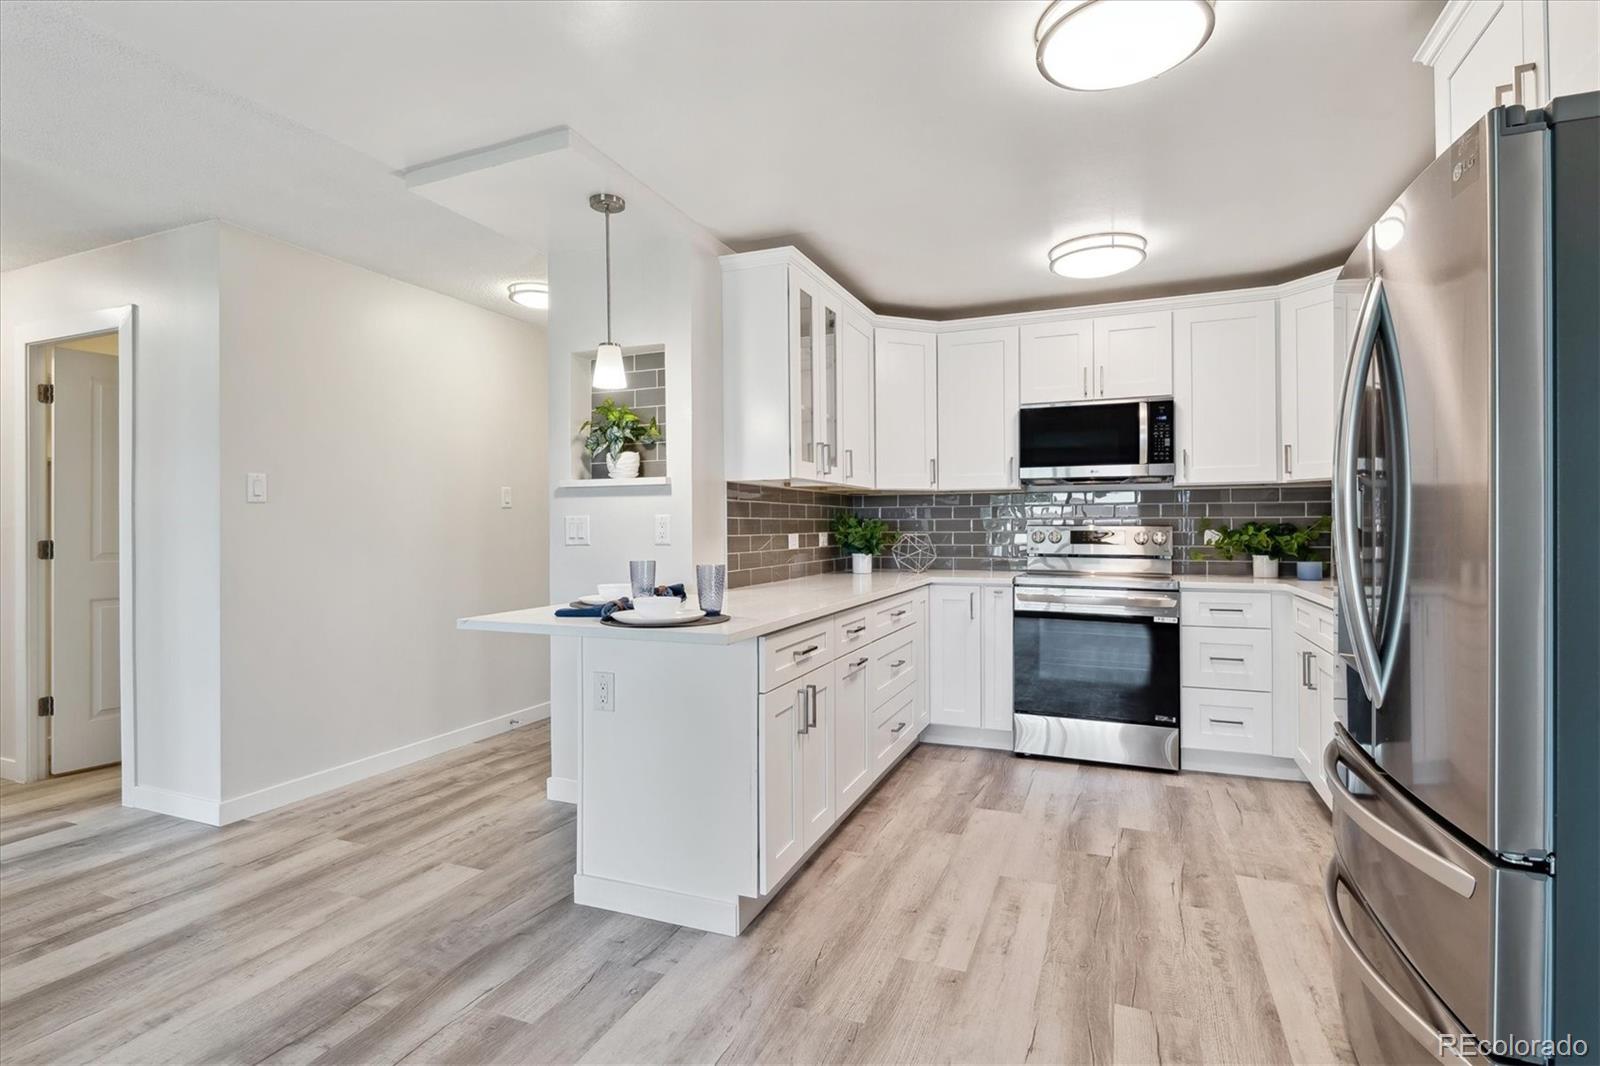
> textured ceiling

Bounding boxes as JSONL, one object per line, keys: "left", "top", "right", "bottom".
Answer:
{"left": 5, "top": 0, "right": 1443, "bottom": 319}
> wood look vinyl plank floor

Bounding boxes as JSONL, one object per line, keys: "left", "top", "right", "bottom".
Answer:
{"left": 0, "top": 724, "right": 1350, "bottom": 1065}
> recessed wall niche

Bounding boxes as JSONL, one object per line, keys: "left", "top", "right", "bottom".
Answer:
{"left": 568, "top": 345, "right": 667, "bottom": 481}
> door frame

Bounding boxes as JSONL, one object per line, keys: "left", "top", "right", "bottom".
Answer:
{"left": 7, "top": 306, "right": 136, "bottom": 785}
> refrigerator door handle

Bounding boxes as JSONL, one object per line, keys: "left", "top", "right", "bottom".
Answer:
{"left": 1323, "top": 860, "right": 1475, "bottom": 1066}
{"left": 1324, "top": 730, "right": 1477, "bottom": 899}
{"left": 1333, "top": 275, "right": 1412, "bottom": 708}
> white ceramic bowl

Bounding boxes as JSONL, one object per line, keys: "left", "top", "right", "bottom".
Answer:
{"left": 597, "top": 582, "right": 631, "bottom": 601}
{"left": 631, "top": 595, "right": 681, "bottom": 618}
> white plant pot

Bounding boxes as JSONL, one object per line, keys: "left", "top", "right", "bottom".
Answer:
{"left": 851, "top": 553, "right": 873, "bottom": 575}
{"left": 605, "top": 451, "right": 640, "bottom": 479}
{"left": 1252, "top": 554, "right": 1277, "bottom": 579}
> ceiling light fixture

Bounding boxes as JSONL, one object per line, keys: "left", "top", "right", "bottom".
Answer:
{"left": 1049, "top": 232, "right": 1148, "bottom": 278}
{"left": 1035, "top": 0, "right": 1216, "bottom": 91}
{"left": 507, "top": 281, "right": 548, "bottom": 309}
{"left": 590, "top": 192, "right": 627, "bottom": 390}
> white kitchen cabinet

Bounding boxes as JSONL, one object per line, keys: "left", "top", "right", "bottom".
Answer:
{"left": 1020, "top": 318, "right": 1094, "bottom": 404}
{"left": 1417, "top": 0, "right": 1600, "bottom": 155}
{"left": 834, "top": 653, "right": 872, "bottom": 814}
{"left": 788, "top": 270, "right": 837, "bottom": 483}
{"left": 980, "top": 585, "right": 1014, "bottom": 731}
{"left": 1093, "top": 310, "right": 1172, "bottom": 399}
{"left": 1174, "top": 300, "right": 1279, "bottom": 485}
{"left": 836, "top": 310, "right": 875, "bottom": 487}
{"left": 1278, "top": 280, "right": 1341, "bottom": 482}
{"left": 928, "top": 584, "right": 983, "bottom": 729}
{"left": 798, "top": 669, "right": 836, "bottom": 850}
{"left": 936, "top": 327, "right": 1019, "bottom": 490}
{"left": 874, "top": 328, "right": 939, "bottom": 491}
{"left": 758, "top": 660, "right": 835, "bottom": 893}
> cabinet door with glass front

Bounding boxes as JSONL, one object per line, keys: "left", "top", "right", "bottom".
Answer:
{"left": 789, "top": 269, "right": 842, "bottom": 483}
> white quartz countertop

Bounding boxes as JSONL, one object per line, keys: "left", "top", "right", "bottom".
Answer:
{"left": 458, "top": 568, "right": 1337, "bottom": 645}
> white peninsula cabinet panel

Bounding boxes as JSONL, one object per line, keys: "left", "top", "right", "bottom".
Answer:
{"left": 928, "top": 584, "right": 983, "bottom": 729}
{"left": 874, "top": 328, "right": 939, "bottom": 491}
{"left": 1174, "top": 301, "right": 1279, "bottom": 485}
{"left": 1093, "top": 310, "right": 1172, "bottom": 399}
{"left": 936, "top": 327, "right": 1020, "bottom": 490}
{"left": 1278, "top": 281, "right": 1340, "bottom": 482}
{"left": 1020, "top": 318, "right": 1093, "bottom": 404}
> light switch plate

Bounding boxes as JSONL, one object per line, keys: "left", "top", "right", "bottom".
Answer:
{"left": 500, "top": 486, "right": 513, "bottom": 508}
{"left": 246, "top": 473, "right": 268, "bottom": 503}
{"left": 565, "top": 515, "right": 591, "bottom": 546}
{"left": 653, "top": 513, "right": 671, "bottom": 545}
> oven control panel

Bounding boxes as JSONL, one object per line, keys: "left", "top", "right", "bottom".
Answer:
{"left": 1025, "top": 524, "right": 1173, "bottom": 558}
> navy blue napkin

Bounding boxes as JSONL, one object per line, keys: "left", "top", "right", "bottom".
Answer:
{"left": 553, "top": 584, "right": 689, "bottom": 619}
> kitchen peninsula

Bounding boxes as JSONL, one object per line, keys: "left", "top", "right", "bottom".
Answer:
{"left": 459, "top": 569, "right": 1336, "bottom": 935}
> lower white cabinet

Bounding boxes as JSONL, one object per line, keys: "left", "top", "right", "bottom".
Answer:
{"left": 799, "top": 669, "right": 836, "bottom": 851}
{"left": 759, "top": 677, "right": 808, "bottom": 892}
{"left": 928, "top": 585, "right": 983, "bottom": 728}
{"left": 834, "top": 653, "right": 872, "bottom": 812}
{"left": 1181, "top": 687, "right": 1274, "bottom": 756}
{"left": 1292, "top": 628, "right": 1347, "bottom": 809}
{"left": 1181, "top": 627, "right": 1274, "bottom": 693}
{"left": 980, "top": 584, "right": 1014, "bottom": 730}
{"left": 1174, "top": 300, "right": 1279, "bottom": 485}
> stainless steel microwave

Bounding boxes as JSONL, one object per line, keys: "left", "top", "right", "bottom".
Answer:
{"left": 1018, "top": 399, "right": 1175, "bottom": 483}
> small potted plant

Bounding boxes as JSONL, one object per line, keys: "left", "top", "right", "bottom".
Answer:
{"left": 1192, "top": 520, "right": 1280, "bottom": 578}
{"left": 579, "top": 398, "right": 662, "bottom": 479}
{"left": 1272, "top": 516, "right": 1332, "bottom": 580}
{"left": 830, "top": 513, "right": 898, "bottom": 575}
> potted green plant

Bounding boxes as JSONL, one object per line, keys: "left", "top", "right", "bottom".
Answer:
{"left": 1272, "top": 515, "right": 1332, "bottom": 580}
{"left": 1191, "top": 520, "right": 1280, "bottom": 578}
{"left": 579, "top": 398, "right": 662, "bottom": 479}
{"left": 830, "top": 513, "right": 898, "bottom": 575}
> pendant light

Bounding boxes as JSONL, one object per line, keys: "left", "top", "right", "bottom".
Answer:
{"left": 1035, "top": 0, "right": 1215, "bottom": 92}
{"left": 1049, "top": 231, "right": 1148, "bottom": 278}
{"left": 590, "top": 192, "right": 627, "bottom": 390}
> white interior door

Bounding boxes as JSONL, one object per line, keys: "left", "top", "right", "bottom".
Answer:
{"left": 51, "top": 345, "right": 122, "bottom": 773}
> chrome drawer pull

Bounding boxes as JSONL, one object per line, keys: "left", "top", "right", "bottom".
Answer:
{"left": 889, "top": 609, "right": 908, "bottom": 619}
{"left": 845, "top": 624, "right": 867, "bottom": 636}
{"left": 889, "top": 721, "right": 907, "bottom": 735}
{"left": 849, "top": 657, "right": 869, "bottom": 670}
{"left": 890, "top": 659, "right": 907, "bottom": 669}
{"left": 793, "top": 644, "right": 820, "bottom": 659}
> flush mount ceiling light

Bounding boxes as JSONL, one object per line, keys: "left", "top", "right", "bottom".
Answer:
{"left": 507, "top": 281, "right": 548, "bottom": 309}
{"left": 1035, "top": 0, "right": 1216, "bottom": 91}
{"left": 1374, "top": 204, "right": 1407, "bottom": 251}
{"left": 590, "top": 192, "right": 627, "bottom": 390}
{"left": 1048, "top": 232, "right": 1149, "bottom": 278}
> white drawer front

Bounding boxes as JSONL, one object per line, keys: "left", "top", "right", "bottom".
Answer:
{"left": 873, "top": 690, "right": 918, "bottom": 768}
{"left": 1181, "top": 591, "right": 1273, "bottom": 629}
{"left": 868, "top": 627, "right": 918, "bottom": 712}
{"left": 1292, "top": 599, "right": 1339, "bottom": 653}
{"left": 1181, "top": 627, "right": 1273, "bottom": 692}
{"left": 835, "top": 609, "right": 873, "bottom": 654}
{"left": 759, "top": 619, "right": 834, "bottom": 694}
{"left": 1181, "top": 687, "right": 1273, "bottom": 755}
{"left": 870, "top": 593, "right": 922, "bottom": 639}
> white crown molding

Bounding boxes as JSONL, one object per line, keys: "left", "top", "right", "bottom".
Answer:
{"left": 1414, "top": 0, "right": 1476, "bottom": 66}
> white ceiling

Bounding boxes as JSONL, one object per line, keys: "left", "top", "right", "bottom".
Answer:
{"left": 5, "top": 0, "right": 1442, "bottom": 319}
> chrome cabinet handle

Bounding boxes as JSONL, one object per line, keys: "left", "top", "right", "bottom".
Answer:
{"left": 889, "top": 608, "right": 907, "bottom": 619}
{"left": 1302, "top": 650, "right": 1312, "bottom": 688}
{"left": 1324, "top": 731, "right": 1476, "bottom": 898}
{"left": 1207, "top": 606, "right": 1245, "bottom": 614}
{"left": 930, "top": 457, "right": 937, "bottom": 486}
{"left": 969, "top": 592, "right": 975, "bottom": 620}
{"left": 845, "top": 448, "right": 853, "bottom": 479}
{"left": 1182, "top": 448, "right": 1189, "bottom": 476}
{"left": 793, "top": 644, "right": 820, "bottom": 659}
{"left": 1210, "top": 717, "right": 1246, "bottom": 727}
{"left": 796, "top": 687, "right": 809, "bottom": 735}
{"left": 845, "top": 624, "right": 867, "bottom": 636}
{"left": 1098, "top": 366, "right": 1105, "bottom": 396}
{"left": 849, "top": 656, "right": 869, "bottom": 671}
{"left": 1511, "top": 61, "right": 1537, "bottom": 106}
{"left": 890, "top": 659, "right": 907, "bottom": 669}
{"left": 1307, "top": 653, "right": 1318, "bottom": 691}
{"left": 1284, "top": 443, "right": 1293, "bottom": 476}
{"left": 1495, "top": 81, "right": 1516, "bottom": 107}
{"left": 1209, "top": 655, "right": 1247, "bottom": 664}
{"left": 806, "top": 684, "right": 818, "bottom": 729}
{"left": 890, "top": 721, "right": 907, "bottom": 735}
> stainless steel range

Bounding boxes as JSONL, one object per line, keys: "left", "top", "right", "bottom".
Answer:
{"left": 1011, "top": 524, "right": 1181, "bottom": 772}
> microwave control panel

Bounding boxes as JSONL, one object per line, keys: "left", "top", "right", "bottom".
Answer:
{"left": 1148, "top": 401, "right": 1175, "bottom": 464}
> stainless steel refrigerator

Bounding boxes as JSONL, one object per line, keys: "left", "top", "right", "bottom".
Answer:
{"left": 1326, "top": 94, "right": 1597, "bottom": 1065}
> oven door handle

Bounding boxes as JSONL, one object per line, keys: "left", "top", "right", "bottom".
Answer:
{"left": 1014, "top": 601, "right": 1178, "bottom": 622}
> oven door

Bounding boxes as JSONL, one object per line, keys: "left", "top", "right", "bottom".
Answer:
{"left": 1012, "top": 585, "right": 1181, "bottom": 770}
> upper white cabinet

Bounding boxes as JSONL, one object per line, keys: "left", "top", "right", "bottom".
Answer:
{"left": 936, "top": 327, "right": 1020, "bottom": 491}
{"left": 1417, "top": 0, "right": 1600, "bottom": 154}
{"left": 1094, "top": 310, "right": 1173, "bottom": 399}
{"left": 722, "top": 252, "right": 875, "bottom": 489}
{"left": 1278, "top": 281, "right": 1341, "bottom": 482}
{"left": 874, "top": 328, "right": 939, "bottom": 491}
{"left": 1019, "top": 318, "right": 1094, "bottom": 403}
{"left": 1174, "top": 301, "right": 1279, "bottom": 485}
{"left": 1019, "top": 311, "right": 1171, "bottom": 403}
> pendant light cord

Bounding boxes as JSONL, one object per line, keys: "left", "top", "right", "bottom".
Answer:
{"left": 604, "top": 209, "right": 613, "bottom": 345}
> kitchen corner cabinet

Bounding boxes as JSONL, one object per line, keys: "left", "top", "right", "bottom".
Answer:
{"left": 1174, "top": 300, "right": 1279, "bottom": 485}
{"left": 1417, "top": 0, "right": 1599, "bottom": 156}
{"left": 935, "top": 327, "right": 1020, "bottom": 491}
{"left": 928, "top": 585, "right": 983, "bottom": 728}
{"left": 1277, "top": 282, "right": 1341, "bottom": 482}
{"left": 873, "top": 328, "right": 939, "bottom": 491}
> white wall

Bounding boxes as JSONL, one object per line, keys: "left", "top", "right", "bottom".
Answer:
{"left": 1, "top": 223, "right": 223, "bottom": 801}
{"left": 215, "top": 225, "right": 549, "bottom": 812}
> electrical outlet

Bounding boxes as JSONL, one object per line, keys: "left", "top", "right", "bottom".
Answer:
{"left": 788, "top": 533, "right": 800, "bottom": 549}
{"left": 500, "top": 486, "right": 513, "bottom": 508}
{"left": 654, "top": 513, "right": 671, "bottom": 545}
{"left": 565, "top": 515, "right": 591, "bottom": 546}
{"left": 818, "top": 532, "right": 829, "bottom": 546}
{"left": 594, "top": 671, "right": 615, "bottom": 713}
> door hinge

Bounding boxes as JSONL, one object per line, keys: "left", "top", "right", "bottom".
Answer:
{"left": 37, "top": 539, "right": 55, "bottom": 560}
{"left": 36, "top": 383, "right": 54, "bottom": 403}
{"left": 37, "top": 696, "right": 54, "bottom": 717}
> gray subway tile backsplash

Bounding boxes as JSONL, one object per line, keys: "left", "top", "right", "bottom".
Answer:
{"left": 726, "top": 481, "right": 1332, "bottom": 588}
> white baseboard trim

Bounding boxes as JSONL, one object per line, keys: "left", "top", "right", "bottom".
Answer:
{"left": 1181, "top": 748, "right": 1307, "bottom": 782}
{"left": 573, "top": 873, "right": 742, "bottom": 936}
{"left": 216, "top": 702, "right": 550, "bottom": 825}
{"left": 546, "top": 776, "right": 578, "bottom": 804}
{"left": 920, "top": 724, "right": 1014, "bottom": 751}
{"left": 126, "top": 784, "right": 223, "bottom": 826}
{"left": 0, "top": 755, "right": 24, "bottom": 785}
